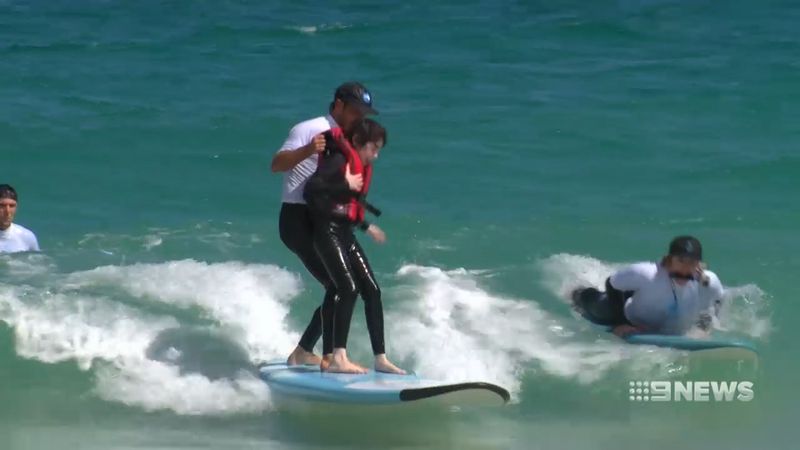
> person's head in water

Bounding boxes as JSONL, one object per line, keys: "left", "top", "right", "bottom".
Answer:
{"left": 0, "top": 184, "right": 19, "bottom": 231}
{"left": 329, "top": 82, "right": 378, "bottom": 133}
{"left": 349, "top": 118, "right": 386, "bottom": 166}
{"left": 661, "top": 236, "right": 709, "bottom": 286}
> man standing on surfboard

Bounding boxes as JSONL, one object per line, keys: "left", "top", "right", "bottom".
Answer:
{"left": 571, "top": 236, "right": 725, "bottom": 337}
{"left": 271, "top": 82, "right": 377, "bottom": 367}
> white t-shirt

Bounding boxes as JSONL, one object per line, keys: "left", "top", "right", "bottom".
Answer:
{"left": 277, "top": 115, "right": 338, "bottom": 204}
{"left": 610, "top": 262, "right": 724, "bottom": 335}
{"left": 0, "top": 223, "right": 40, "bottom": 253}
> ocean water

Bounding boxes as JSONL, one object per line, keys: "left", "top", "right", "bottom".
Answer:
{"left": 2, "top": 1, "right": 798, "bottom": 449}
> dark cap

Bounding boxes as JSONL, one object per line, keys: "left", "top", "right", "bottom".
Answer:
{"left": 334, "top": 81, "right": 378, "bottom": 115}
{"left": 0, "top": 184, "right": 17, "bottom": 201}
{"left": 668, "top": 236, "right": 703, "bottom": 261}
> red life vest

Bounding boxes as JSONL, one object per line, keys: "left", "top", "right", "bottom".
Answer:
{"left": 329, "top": 127, "right": 372, "bottom": 223}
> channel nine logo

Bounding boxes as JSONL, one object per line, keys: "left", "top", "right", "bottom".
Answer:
{"left": 628, "top": 381, "right": 755, "bottom": 402}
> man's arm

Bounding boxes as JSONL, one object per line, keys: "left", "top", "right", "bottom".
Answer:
{"left": 26, "top": 230, "right": 40, "bottom": 252}
{"left": 698, "top": 272, "right": 725, "bottom": 330}
{"left": 608, "top": 263, "right": 653, "bottom": 292}
{"left": 608, "top": 263, "right": 656, "bottom": 337}
{"left": 271, "top": 131, "right": 325, "bottom": 173}
{"left": 271, "top": 143, "right": 316, "bottom": 172}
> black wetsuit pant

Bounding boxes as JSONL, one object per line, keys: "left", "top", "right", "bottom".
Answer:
{"left": 279, "top": 203, "right": 335, "bottom": 353}
{"left": 571, "top": 278, "right": 633, "bottom": 327}
{"left": 312, "top": 218, "right": 385, "bottom": 354}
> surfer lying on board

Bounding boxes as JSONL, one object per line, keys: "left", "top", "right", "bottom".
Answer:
{"left": 303, "top": 118, "right": 405, "bottom": 375}
{"left": 571, "top": 236, "right": 725, "bottom": 338}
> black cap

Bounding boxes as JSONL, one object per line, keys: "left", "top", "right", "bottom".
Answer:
{"left": 0, "top": 184, "right": 17, "bottom": 201}
{"left": 334, "top": 81, "right": 378, "bottom": 115}
{"left": 668, "top": 236, "right": 703, "bottom": 261}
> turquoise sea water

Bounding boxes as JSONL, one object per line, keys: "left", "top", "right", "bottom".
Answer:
{"left": 2, "top": 1, "right": 798, "bottom": 449}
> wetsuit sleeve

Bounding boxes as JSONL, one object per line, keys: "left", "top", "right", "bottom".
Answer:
{"left": 309, "top": 153, "right": 354, "bottom": 197}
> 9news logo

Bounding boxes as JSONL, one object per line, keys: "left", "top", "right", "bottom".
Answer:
{"left": 628, "top": 380, "right": 754, "bottom": 402}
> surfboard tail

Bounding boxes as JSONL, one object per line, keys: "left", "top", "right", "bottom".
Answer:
{"left": 400, "top": 382, "right": 511, "bottom": 406}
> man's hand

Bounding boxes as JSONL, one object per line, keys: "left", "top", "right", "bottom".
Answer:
{"left": 306, "top": 133, "right": 326, "bottom": 154}
{"left": 612, "top": 324, "right": 642, "bottom": 338}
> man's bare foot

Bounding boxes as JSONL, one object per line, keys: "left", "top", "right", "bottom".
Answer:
{"left": 324, "top": 349, "right": 367, "bottom": 374}
{"left": 286, "top": 346, "right": 322, "bottom": 366}
{"left": 374, "top": 354, "right": 406, "bottom": 375}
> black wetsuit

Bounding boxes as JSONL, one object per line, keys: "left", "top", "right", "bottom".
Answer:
{"left": 278, "top": 203, "right": 335, "bottom": 353}
{"left": 571, "top": 277, "right": 634, "bottom": 326}
{"left": 303, "top": 132, "right": 385, "bottom": 354}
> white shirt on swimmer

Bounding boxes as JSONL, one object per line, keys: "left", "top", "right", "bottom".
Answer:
{"left": 610, "top": 262, "right": 724, "bottom": 335}
{"left": 0, "top": 223, "right": 40, "bottom": 253}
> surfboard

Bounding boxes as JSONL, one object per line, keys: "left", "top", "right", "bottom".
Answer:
{"left": 258, "top": 362, "right": 510, "bottom": 407}
{"left": 622, "top": 332, "right": 758, "bottom": 353}
{"left": 571, "top": 287, "right": 758, "bottom": 354}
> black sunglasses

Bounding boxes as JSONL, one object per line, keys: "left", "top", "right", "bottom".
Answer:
{"left": 669, "top": 272, "right": 695, "bottom": 281}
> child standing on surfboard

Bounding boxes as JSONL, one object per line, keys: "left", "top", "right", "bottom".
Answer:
{"left": 303, "top": 118, "right": 405, "bottom": 375}
{"left": 571, "top": 236, "right": 725, "bottom": 338}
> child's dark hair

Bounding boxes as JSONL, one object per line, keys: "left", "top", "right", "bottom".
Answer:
{"left": 0, "top": 184, "right": 17, "bottom": 201}
{"left": 349, "top": 118, "right": 387, "bottom": 149}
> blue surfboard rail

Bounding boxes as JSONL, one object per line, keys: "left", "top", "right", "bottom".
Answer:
{"left": 621, "top": 332, "right": 758, "bottom": 353}
{"left": 258, "top": 362, "right": 510, "bottom": 406}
